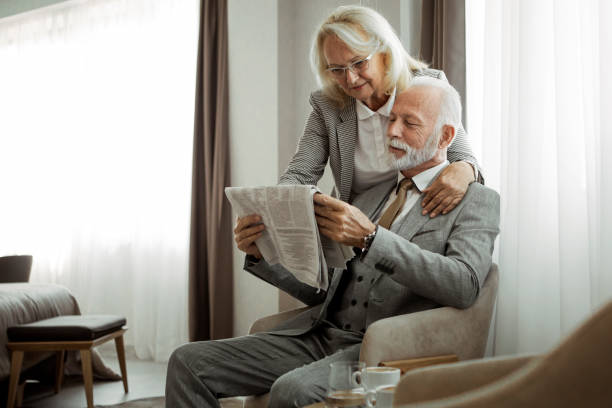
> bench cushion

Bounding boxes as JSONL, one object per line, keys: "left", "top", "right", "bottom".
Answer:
{"left": 7, "top": 315, "right": 126, "bottom": 342}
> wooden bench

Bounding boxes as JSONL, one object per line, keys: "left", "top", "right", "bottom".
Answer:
{"left": 6, "top": 315, "right": 128, "bottom": 408}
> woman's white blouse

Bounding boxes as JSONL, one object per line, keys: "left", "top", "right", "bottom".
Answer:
{"left": 352, "top": 89, "right": 397, "bottom": 194}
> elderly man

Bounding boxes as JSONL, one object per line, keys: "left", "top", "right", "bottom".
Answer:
{"left": 165, "top": 77, "right": 500, "bottom": 408}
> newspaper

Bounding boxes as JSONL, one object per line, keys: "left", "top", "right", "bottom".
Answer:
{"left": 225, "top": 185, "right": 354, "bottom": 291}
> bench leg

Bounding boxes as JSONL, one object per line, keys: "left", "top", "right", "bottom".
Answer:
{"left": 114, "top": 334, "right": 129, "bottom": 393}
{"left": 80, "top": 349, "right": 94, "bottom": 408}
{"left": 55, "top": 350, "right": 65, "bottom": 393}
{"left": 7, "top": 350, "right": 24, "bottom": 408}
{"left": 16, "top": 381, "right": 26, "bottom": 407}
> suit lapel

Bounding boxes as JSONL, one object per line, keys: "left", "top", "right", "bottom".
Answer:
{"left": 392, "top": 165, "right": 450, "bottom": 239}
{"left": 352, "top": 179, "right": 429, "bottom": 239}
{"left": 352, "top": 178, "right": 397, "bottom": 219}
{"left": 336, "top": 100, "right": 357, "bottom": 202}
{"left": 319, "top": 266, "right": 346, "bottom": 316}
{"left": 392, "top": 195, "right": 430, "bottom": 240}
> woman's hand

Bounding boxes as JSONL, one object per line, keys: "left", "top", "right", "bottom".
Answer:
{"left": 234, "top": 214, "right": 265, "bottom": 259}
{"left": 313, "top": 193, "right": 375, "bottom": 248}
{"left": 421, "top": 161, "right": 475, "bottom": 217}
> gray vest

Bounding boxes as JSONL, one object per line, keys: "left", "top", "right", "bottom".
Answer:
{"left": 327, "top": 257, "right": 379, "bottom": 333}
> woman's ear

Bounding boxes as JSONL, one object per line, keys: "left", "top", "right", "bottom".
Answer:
{"left": 383, "top": 51, "right": 390, "bottom": 67}
{"left": 439, "top": 125, "right": 456, "bottom": 148}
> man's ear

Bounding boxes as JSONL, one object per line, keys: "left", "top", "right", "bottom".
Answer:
{"left": 439, "top": 125, "right": 456, "bottom": 148}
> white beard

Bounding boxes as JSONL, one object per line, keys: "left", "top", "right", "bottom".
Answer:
{"left": 386, "top": 130, "right": 440, "bottom": 170}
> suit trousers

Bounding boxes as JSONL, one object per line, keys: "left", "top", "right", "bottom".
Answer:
{"left": 165, "top": 323, "right": 363, "bottom": 408}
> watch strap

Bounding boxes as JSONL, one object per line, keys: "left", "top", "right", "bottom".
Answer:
{"left": 361, "top": 226, "right": 378, "bottom": 259}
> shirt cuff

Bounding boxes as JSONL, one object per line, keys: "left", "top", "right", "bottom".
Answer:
{"left": 244, "top": 254, "right": 261, "bottom": 268}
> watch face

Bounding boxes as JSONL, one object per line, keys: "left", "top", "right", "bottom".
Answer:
{"left": 363, "top": 229, "right": 376, "bottom": 250}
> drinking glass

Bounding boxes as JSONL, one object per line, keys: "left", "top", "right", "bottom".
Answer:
{"left": 326, "top": 361, "right": 366, "bottom": 407}
{"left": 375, "top": 385, "right": 396, "bottom": 408}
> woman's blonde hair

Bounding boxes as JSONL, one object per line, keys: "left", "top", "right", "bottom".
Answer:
{"left": 311, "top": 5, "right": 427, "bottom": 107}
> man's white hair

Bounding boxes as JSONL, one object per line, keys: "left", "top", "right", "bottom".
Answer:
{"left": 406, "top": 76, "right": 463, "bottom": 147}
{"left": 387, "top": 76, "right": 463, "bottom": 170}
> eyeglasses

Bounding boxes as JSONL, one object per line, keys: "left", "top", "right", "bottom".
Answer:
{"left": 326, "top": 52, "right": 376, "bottom": 78}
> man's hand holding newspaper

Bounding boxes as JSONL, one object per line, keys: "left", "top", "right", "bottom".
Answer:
{"left": 226, "top": 185, "right": 354, "bottom": 291}
{"left": 233, "top": 214, "right": 264, "bottom": 259}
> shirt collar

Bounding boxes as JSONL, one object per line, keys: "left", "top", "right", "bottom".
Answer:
{"left": 397, "top": 160, "right": 450, "bottom": 192}
{"left": 356, "top": 87, "right": 396, "bottom": 120}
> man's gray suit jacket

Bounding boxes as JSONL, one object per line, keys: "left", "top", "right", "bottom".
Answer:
{"left": 244, "top": 176, "right": 500, "bottom": 337}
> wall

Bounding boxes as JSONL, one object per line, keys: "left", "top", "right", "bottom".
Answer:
{"left": 228, "top": 0, "right": 280, "bottom": 336}
{"left": 400, "top": 0, "right": 422, "bottom": 57}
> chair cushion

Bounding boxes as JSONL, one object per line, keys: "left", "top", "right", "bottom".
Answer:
{"left": 7, "top": 315, "right": 126, "bottom": 342}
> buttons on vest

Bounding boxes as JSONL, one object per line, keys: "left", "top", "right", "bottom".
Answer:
{"left": 328, "top": 264, "right": 376, "bottom": 335}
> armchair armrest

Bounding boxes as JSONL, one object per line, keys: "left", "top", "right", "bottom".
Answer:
{"left": 248, "top": 306, "right": 313, "bottom": 334}
{"left": 360, "top": 306, "right": 487, "bottom": 366}
{"left": 393, "top": 354, "right": 538, "bottom": 405}
{"left": 360, "top": 265, "right": 499, "bottom": 366}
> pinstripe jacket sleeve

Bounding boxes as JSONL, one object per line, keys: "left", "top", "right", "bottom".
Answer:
{"left": 279, "top": 68, "right": 482, "bottom": 203}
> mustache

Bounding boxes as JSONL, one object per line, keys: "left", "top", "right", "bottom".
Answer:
{"left": 387, "top": 138, "right": 412, "bottom": 152}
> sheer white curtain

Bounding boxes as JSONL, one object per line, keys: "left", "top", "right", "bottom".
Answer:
{"left": 466, "top": 0, "right": 612, "bottom": 355}
{"left": 0, "top": 0, "right": 199, "bottom": 361}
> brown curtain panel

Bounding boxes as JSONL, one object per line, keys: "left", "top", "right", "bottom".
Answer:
{"left": 420, "top": 0, "right": 467, "bottom": 126}
{"left": 189, "top": 0, "right": 233, "bottom": 341}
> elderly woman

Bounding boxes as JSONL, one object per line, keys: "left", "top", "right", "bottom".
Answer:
{"left": 281, "top": 5, "right": 480, "bottom": 217}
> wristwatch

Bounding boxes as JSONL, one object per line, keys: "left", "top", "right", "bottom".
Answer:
{"left": 361, "top": 226, "right": 378, "bottom": 259}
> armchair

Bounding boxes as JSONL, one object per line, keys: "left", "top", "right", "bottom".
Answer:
{"left": 392, "top": 298, "right": 612, "bottom": 407}
{"left": 219, "top": 264, "right": 499, "bottom": 408}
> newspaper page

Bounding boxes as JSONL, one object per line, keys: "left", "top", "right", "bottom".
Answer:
{"left": 225, "top": 185, "right": 353, "bottom": 291}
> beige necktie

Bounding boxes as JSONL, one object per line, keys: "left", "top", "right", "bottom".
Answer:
{"left": 377, "top": 178, "right": 413, "bottom": 229}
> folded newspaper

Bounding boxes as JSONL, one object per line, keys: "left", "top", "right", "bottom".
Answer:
{"left": 225, "top": 185, "right": 354, "bottom": 291}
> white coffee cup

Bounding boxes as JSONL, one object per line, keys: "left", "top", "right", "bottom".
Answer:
{"left": 375, "top": 385, "right": 396, "bottom": 408}
{"left": 352, "top": 366, "right": 401, "bottom": 407}
{"left": 353, "top": 366, "right": 401, "bottom": 390}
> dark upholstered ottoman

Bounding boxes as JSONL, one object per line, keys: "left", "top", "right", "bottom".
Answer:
{"left": 6, "top": 315, "right": 128, "bottom": 408}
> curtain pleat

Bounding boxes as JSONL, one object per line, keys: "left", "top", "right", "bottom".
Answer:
{"left": 189, "top": 0, "right": 233, "bottom": 341}
{"left": 420, "top": 0, "right": 467, "bottom": 126}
